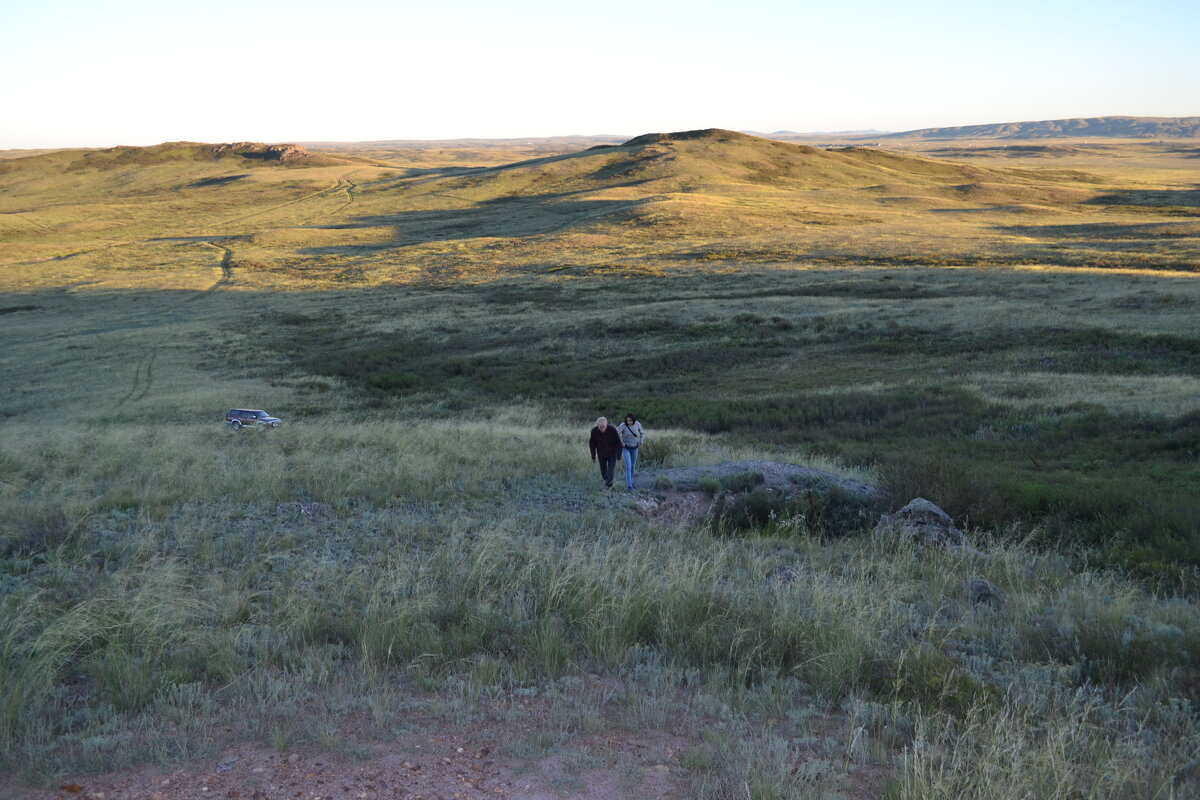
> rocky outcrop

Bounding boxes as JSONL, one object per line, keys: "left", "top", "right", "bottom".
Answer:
{"left": 213, "top": 142, "right": 312, "bottom": 162}
{"left": 875, "top": 497, "right": 964, "bottom": 546}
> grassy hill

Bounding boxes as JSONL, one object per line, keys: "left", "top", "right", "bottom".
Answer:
{"left": 5, "top": 129, "right": 1197, "bottom": 286}
{"left": 1, "top": 131, "right": 1198, "bottom": 797}
{"left": 883, "top": 115, "right": 1200, "bottom": 140}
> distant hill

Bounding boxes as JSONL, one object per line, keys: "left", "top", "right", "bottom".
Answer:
{"left": 0, "top": 141, "right": 358, "bottom": 179}
{"left": 5, "top": 126, "right": 1196, "bottom": 283}
{"left": 323, "top": 127, "right": 1107, "bottom": 246}
{"left": 302, "top": 135, "right": 627, "bottom": 152}
{"left": 82, "top": 141, "right": 358, "bottom": 167}
{"left": 883, "top": 116, "right": 1200, "bottom": 140}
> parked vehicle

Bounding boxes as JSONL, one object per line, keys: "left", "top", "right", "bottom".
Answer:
{"left": 226, "top": 409, "right": 281, "bottom": 429}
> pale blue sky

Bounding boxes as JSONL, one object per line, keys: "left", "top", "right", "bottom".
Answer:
{"left": 1, "top": 0, "right": 1196, "bottom": 148}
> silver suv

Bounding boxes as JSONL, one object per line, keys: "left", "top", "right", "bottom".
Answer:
{"left": 226, "top": 409, "right": 281, "bottom": 429}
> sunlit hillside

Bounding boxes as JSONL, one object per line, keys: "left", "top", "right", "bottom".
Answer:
{"left": 4, "top": 129, "right": 1197, "bottom": 295}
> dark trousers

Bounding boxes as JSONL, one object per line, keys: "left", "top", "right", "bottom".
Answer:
{"left": 597, "top": 455, "right": 617, "bottom": 487}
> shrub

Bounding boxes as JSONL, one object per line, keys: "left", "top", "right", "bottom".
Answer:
{"left": 719, "top": 471, "right": 765, "bottom": 493}
{"left": 639, "top": 437, "right": 677, "bottom": 468}
{"left": 711, "top": 488, "right": 789, "bottom": 535}
{"left": 712, "top": 486, "right": 883, "bottom": 538}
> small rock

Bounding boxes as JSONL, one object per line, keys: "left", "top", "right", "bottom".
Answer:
{"left": 287, "top": 753, "right": 299, "bottom": 764}
{"left": 215, "top": 758, "right": 238, "bottom": 774}
{"left": 968, "top": 578, "right": 1005, "bottom": 608}
{"left": 876, "top": 498, "right": 964, "bottom": 546}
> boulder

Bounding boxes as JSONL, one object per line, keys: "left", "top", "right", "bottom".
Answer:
{"left": 876, "top": 497, "right": 964, "bottom": 546}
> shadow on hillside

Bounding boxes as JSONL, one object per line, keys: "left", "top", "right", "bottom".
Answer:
{"left": 997, "top": 221, "right": 1200, "bottom": 241}
{"left": 300, "top": 195, "right": 649, "bottom": 252}
{"left": 1086, "top": 184, "right": 1200, "bottom": 209}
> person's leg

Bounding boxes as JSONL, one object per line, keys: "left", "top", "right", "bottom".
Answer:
{"left": 600, "top": 455, "right": 615, "bottom": 487}
{"left": 623, "top": 447, "right": 635, "bottom": 489}
{"left": 629, "top": 446, "right": 639, "bottom": 481}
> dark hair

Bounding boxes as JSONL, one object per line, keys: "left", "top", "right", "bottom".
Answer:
{"left": 624, "top": 413, "right": 637, "bottom": 423}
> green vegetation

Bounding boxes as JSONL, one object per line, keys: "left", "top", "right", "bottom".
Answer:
{"left": 1, "top": 131, "right": 1197, "bottom": 796}
{"left": 225, "top": 267, "right": 1197, "bottom": 576}
{"left": 1, "top": 421, "right": 1197, "bottom": 797}
{"left": 710, "top": 483, "right": 883, "bottom": 538}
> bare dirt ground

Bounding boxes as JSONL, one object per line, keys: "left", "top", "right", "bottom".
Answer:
{"left": 5, "top": 691, "right": 888, "bottom": 800}
{"left": 6, "top": 715, "right": 687, "bottom": 800}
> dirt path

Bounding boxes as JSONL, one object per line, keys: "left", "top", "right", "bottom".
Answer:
{"left": 4, "top": 692, "right": 888, "bottom": 800}
{"left": 190, "top": 177, "right": 352, "bottom": 233}
{"left": 8, "top": 212, "right": 52, "bottom": 232}
{"left": 326, "top": 175, "right": 358, "bottom": 218}
{"left": 193, "top": 241, "right": 235, "bottom": 299}
{"left": 114, "top": 350, "right": 156, "bottom": 408}
{"left": 8, "top": 716, "right": 689, "bottom": 800}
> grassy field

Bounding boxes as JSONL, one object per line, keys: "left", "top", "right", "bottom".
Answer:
{"left": 1, "top": 132, "right": 1198, "bottom": 797}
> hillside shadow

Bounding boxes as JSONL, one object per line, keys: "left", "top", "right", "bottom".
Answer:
{"left": 299, "top": 194, "right": 649, "bottom": 253}
{"left": 997, "top": 221, "right": 1200, "bottom": 240}
{"left": 189, "top": 174, "right": 251, "bottom": 188}
{"left": 1086, "top": 184, "right": 1200, "bottom": 209}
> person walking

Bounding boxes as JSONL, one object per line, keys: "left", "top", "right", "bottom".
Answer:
{"left": 616, "top": 413, "right": 645, "bottom": 491}
{"left": 588, "top": 416, "right": 623, "bottom": 489}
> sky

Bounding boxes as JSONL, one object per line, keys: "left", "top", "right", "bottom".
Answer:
{"left": 1, "top": 0, "right": 1197, "bottom": 148}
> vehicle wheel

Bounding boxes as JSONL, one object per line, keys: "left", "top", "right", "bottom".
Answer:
{"left": 270, "top": 422, "right": 279, "bottom": 428}
{"left": 231, "top": 420, "right": 242, "bottom": 430}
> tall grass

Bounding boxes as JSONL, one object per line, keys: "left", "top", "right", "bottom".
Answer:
{"left": 1, "top": 416, "right": 1197, "bottom": 794}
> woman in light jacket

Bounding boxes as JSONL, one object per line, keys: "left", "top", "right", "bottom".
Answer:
{"left": 616, "top": 413, "right": 645, "bottom": 490}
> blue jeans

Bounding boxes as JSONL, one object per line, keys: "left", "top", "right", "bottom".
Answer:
{"left": 622, "top": 446, "right": 639, "bottom": 489}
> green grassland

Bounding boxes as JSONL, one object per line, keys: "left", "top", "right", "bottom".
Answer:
{"left": 1, "top": 131, "right": 1198, "bottom": 797}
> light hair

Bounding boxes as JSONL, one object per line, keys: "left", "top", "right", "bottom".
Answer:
{"left": 596, "top": 416, "right": 608, "bottom": 426}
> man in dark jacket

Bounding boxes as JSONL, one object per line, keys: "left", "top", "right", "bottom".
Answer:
{"left": 588, "top": 416, "right": 623, "bottom": 489}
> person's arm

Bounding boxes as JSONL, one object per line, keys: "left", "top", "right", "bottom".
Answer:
{"left": 589, "top": 429, "right": 598, "bottom": 460}
{"left": 637, "top": 423, "right": 645, "bottom": 446}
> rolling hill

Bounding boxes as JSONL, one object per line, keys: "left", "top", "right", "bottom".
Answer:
{"left": 882, "top": 116, "right": 1200, "bottom": 140}
{"left": 305, "top": 127, "right": 1104, "bottom": 246}
{"left": 2, "top": 128, "right": 1197, "bottom": 292}
{"left": 2, "top": 123, "right": 1199, "bottom": 800}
